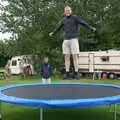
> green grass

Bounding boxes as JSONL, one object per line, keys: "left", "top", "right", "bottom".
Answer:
{"left": 0, "top": 76, "right": 120, "bottom": 120}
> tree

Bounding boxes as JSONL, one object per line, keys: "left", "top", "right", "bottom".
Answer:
{"left": 0, "top": 0, "right": 120, "bottom": 69}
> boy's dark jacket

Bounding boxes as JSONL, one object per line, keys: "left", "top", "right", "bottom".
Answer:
{"left": 40, "top": 62, "right": 52, "bottom": 78}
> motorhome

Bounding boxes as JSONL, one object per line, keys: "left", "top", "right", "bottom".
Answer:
{"left": 9, "top": 55, "right": 34, "bottom": 75}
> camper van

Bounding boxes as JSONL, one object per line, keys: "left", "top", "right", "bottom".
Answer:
{"left": 78, "top": 50, "right": 120, "bottom": 79}
{"left": 9, "top": 55, "right": 34, "bottom": 75}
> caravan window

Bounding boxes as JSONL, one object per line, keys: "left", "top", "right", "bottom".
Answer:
{"left": 101, "top": 56, "right": 109, "bottom": 62}
{"left": 23, "top": 58, "right": 27, "bottom": 63}
{"left": 12, "top": 60, "right": 17, "bottom": 66}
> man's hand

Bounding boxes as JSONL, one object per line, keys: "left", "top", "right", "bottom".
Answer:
{"left": 49, "top": 32, "right": 54, "bottom": 36}
{"left": 92, "top": 27, "right": 97, "bottom": 32}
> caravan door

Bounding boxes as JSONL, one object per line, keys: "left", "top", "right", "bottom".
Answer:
{"left": 89, "top": 53, "right": 94, "bottom": 72}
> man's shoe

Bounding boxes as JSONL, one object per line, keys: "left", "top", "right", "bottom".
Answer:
{"left": 74, "top": 72, "right": 80, "bottom": 79}
{"left": 63, "top": 72, "right": 69, "bottom": 79}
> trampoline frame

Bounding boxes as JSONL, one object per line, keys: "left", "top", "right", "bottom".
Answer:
{"left": 0, "top": 82, "right": 120, "bottom": 120}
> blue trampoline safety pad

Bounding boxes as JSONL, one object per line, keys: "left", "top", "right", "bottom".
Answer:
{"left": 0, "top": 82, "right": 120, "bottom": 108}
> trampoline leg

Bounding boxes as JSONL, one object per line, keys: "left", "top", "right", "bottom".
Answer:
{"left": 109, "top": 104, "right": 113, "bottom": 112}
{"left": 108, "top": 104, "right": 117, "bottom": 120}
{"left": 114, "top": 104, "right": 117, "bottom": 120}
{"left": 108, "top": 104, "right": 120, "bottom": 120}
{"left": 40, "top": 108, "right": 43, "bottom": 120}
{"left": 0, "top": 102, "right": 2, "bottom": 120}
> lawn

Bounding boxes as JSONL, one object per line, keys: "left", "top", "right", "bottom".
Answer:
{"left": 0, "top": 75, "right": 120, "bottom": 120}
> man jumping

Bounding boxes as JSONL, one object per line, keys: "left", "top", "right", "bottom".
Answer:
{"left": 49, "top": 6, "right": 96, "bottom": 79}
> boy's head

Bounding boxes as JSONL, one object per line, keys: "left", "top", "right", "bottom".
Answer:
{"left": 43, "top": 56, "right": 49, "bottom": 63}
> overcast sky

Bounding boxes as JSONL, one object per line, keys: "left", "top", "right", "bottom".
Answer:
{"left": 0, "top": 0, "right": 11, "bottom": 40}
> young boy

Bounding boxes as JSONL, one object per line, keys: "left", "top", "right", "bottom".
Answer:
{"left": 40, "top": 57, "right": 52, "bottom": 83}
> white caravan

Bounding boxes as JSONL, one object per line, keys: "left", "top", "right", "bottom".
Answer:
{"left": 78, "top": 50, "right": 120, "bottom": 78}
{"left": 9, "top": 55, "right": 34, "bottom": 75}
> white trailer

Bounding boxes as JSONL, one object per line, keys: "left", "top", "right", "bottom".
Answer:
{"left": 9, "top": 55, "right": 34, "bottom": 75}
{"left": 78, "top": 50, "right": 120, "bottom": 79}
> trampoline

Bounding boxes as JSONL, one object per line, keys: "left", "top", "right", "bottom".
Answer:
{"left": 0, "top": 82, "right": 120, "bottom": 120}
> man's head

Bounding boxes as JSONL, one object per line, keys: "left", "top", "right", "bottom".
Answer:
{"left": 64, "top": 6, "right": 72, "bottom": 16}
{"left": 43, "top": 56, "right": 49, "bottom": 63}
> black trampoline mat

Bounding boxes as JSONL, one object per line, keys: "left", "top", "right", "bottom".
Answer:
{"left": 2, "top": 84, "right": 120, "bottom": 100}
